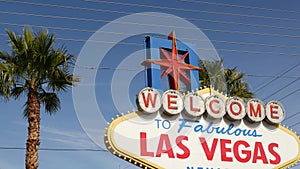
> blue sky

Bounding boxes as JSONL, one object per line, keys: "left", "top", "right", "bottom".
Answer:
{"left": 0, "top": 0, "right": 300, "bottom": 168}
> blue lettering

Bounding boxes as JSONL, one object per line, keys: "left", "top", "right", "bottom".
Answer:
{"left": 234, "top": 128, "right": 242, "bottom": 136}
{"left": 179, "top": 119, "right": 262, "bottom": 138}
{"left": 178, "top": 118, "right": 197, "bottom": 133}
{"left": 251, "top": 130, "right": 262, "bottom": 137}
{"left": 186, "top": 167, "right": 220, "bottom": 169}
{"left": 194, "top": 124, "right": 204, "bottom": 132}
{"left": 214, "top": 126, "right": 227, "bottom": 134}
{"left": 204, "top": 122, "right": 214, "bottom": 134}
{"left": 154, "top": 119, "right": 161, "bottom": 129}
{"left": 162, "top": 120, "right": 171, "bottom": 129}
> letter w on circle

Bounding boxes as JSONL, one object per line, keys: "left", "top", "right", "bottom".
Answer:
{"left": 142, "top": 92, "right": 158, "bottom": 108}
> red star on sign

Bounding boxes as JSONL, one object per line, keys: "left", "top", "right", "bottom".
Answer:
{"left": 142, "top": 32, "right": 203, "bottom": 90}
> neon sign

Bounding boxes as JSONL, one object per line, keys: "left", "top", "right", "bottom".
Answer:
{"left": 105, "top": 32, "right": 300, "bottom": 169}
{"left": 105, "top": 88, "right": 300, "bottom": 169}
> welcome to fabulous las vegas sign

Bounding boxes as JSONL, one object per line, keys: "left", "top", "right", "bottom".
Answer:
{"left": 105, "top": 32, "right": 300, "bottom": 169}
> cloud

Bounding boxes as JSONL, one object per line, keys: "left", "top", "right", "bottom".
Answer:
{"left": 40, "top": 126, "right": 98, "bottom": 148}
{"left": 12, "top": 120, "right": 99, "bottom": 148}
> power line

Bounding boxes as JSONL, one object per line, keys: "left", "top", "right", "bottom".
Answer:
{"left": 254, "top": 62, "right": 300, "bottom": 93}
{"left": 1, "top": 22, "right": 300, "bottom": 50}
{"left": 0, "top": 147, "right": 108, "bottom": 152}
{"left": 285, "top": 112, "right": 300, "bottom": 121}
{"left": 278, "top": 87, "right": 300, "bottom": 101}
{"left": 1, "top": 0, "right": 300, "bottom": 31}
{"left": 180, "top": 0, "right": 300, "bottom": 15}
{"left": 289, "top": 121, "right": 300, "bottom": 128}
{"left": 84, "top": 0, "right": 300, "bottom": 22}
{"left": 1, "top": 33, "right": 300, "bottom": 57}
{"left": 245, "top": 74, "right": 300, "bottom": 79}
{"left": 263, "top": 78, "right": 300, "bottom": 101}
{"left": 73, "top": 65, "right": 140, "bottom": 71}
{"left": 1, "top": 11, "right": 300, "bottom": 39}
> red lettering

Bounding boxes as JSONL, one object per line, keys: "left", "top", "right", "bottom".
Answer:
{"left": 140, "top": 132, "right": 154, "bottom": 157}
{"left": 230, "top": 101, "right": 242, "bottom": 116}
{"left": 156, "top": 134, "right": 175, "bottom": 158}
{"left": 270, "top": 105, "right": 279, "bottom": 119}
{"left": 253, "top": 142, "right": 268, "bottom": 164}
{"left": 209, "top": 99, "right": 220, "bottom": 114}
{"left": 199, "top": 137, "right": 218, "bottom": 161}
{"left": 268, "top": 143, "right": 281, "bottom": 165}
{"left": 190, "top": 96, "right": 200, "bottom": 112}
{"left": 142, "top": 92, "right": 157, "bottom": 108}
{"left": 167, "top": 94, "right": 178, "bottom": 110}
{"left": 233, "top": 140, "right": 251, "bottom": 163}
{"left": 249, "top": 103, "right": 262, "bottom": 117}
{"left": 220, "top": 139, "right": 233, "bottom": 162}
{"left": 176, "top": 136, "right": 190, "bottom": 159}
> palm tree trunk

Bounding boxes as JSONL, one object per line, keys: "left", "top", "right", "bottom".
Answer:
{"left": 25, "top": 84, "right": 40, "bottom": 169}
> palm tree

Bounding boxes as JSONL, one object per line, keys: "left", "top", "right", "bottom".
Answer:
{"left": 199, "top": 60, "right": 226, "bottom": 92}
{"left": 199, "top": 60, "right": 254, "bottom": 100}
{"left": 224, "top": 67, "right": 254, "bottom": 100}
{"left": 0, "top": 27, "right": 79, "bottom": 169}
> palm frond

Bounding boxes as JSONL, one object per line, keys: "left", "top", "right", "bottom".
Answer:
{"left": 11, "top": 86, "right": 27, "bottom": 99}
{"left": 39, "top": 92, "right": 61, "bottom": 115}
{"left": 22, "top": 101, "right": 29, "bottom": 118}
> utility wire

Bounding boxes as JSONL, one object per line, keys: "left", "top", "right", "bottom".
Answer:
{"left": 180, "top": 0, "right": 300, "bottom": 15}
{"left": 1, "top": 22, "right": 300, "bottom": 50}
{"left": 0, "top": 147, "right": 108, "bottom": 152}
{"left": 263, "top": 79, "right": 300, "bottom": 101}
{"left": 289, "top": 121, "right": 300, "bottom": 128}
{"left": 1, "top": 11, "right": 300, "bottom": 39}
{"left": 245, "top": 74, "right": 300, "bottom": 79}
{"left": 1, "top": 34, "right": 299, "bottom": 57}
{"left": 1, "top": 0, "right": 300, "bottom": 31}
{"left": 254, "top": 62, "right": 300, "bottom": 93}
{"left": 278, "top": 87, "right": 300, "bottom": 101}
{"left": 84, "top": 0, "right": 300, "bottom": 22}
{"left": 284, "top": 112, "right": 300, "bottom": 121}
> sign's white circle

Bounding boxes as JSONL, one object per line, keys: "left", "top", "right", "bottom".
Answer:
{"left": 162, "top": 90, "right": 183, "bottom": 115}
{"left": 184, "top": 92, "right": 205, "bottom": 117}
{"left": 246, "top": 98, "right": 265, "bottom": 122}
{"left": 205, "top": 94, "right": 226, "bottom": 118}
{"left": 72, "top": 12, "right": 222, "bottom": 149}
{"left": 265, "top": 100, "right": 285, "bottom": 124}
{"left": 226, "top": 97, "right": 246, "bottom": 120}
{"left": 137, "top": 87, "right": 161, "bottom": 113}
